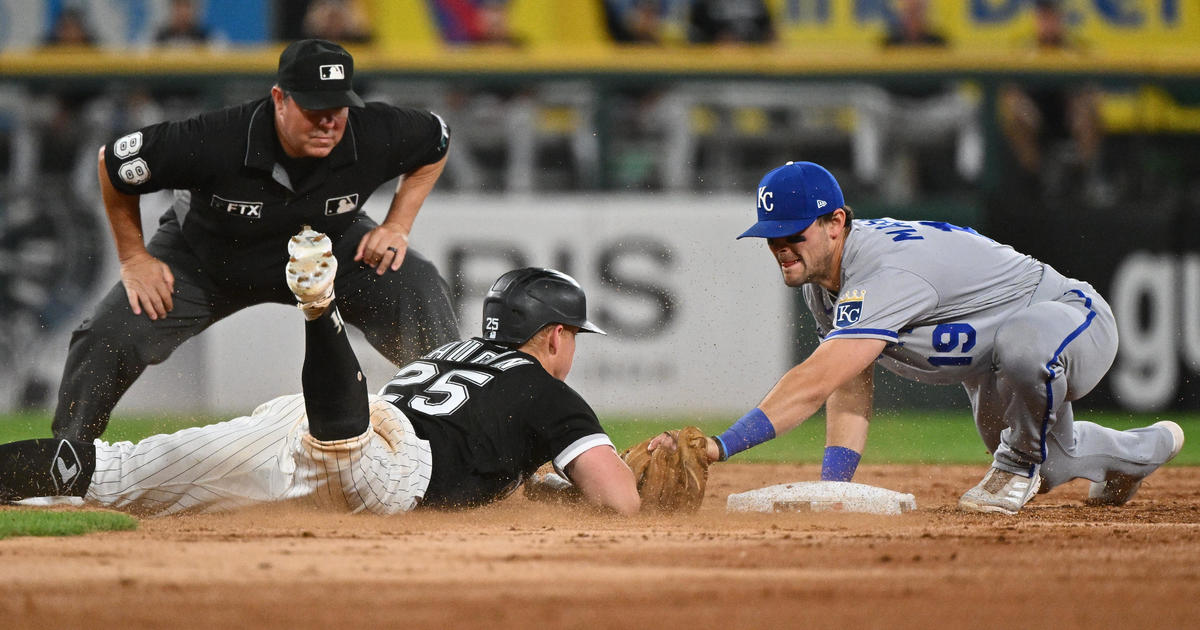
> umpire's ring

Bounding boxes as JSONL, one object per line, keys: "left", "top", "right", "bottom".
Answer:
{"left": 386, "top": 246, "right": 399, "bottom": 253}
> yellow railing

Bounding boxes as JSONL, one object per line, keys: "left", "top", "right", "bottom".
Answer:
{"left": 3, "top": 44, "right": 1199, "bottom": 77}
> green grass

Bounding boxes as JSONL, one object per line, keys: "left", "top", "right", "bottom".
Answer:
{"left": 602, "top": 409, "right": 1200, "bottom": 466}
{"left": 0, "top": 509, "right": 138, "bottom": 539}
{"left": 0, "top": 411, "right": 224, "bottom": 444}
{"left": 1, "top": 409, "right": 1196, "bottom": 466}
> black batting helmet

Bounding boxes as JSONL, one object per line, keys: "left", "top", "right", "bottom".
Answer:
{"left": 481, "top": 268, "right": 606, "bottom": 345}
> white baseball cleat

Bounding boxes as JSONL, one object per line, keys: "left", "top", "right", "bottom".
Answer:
{"left": 958, "top": 466, "right": 1041, "bottom": 515}
{"left": 1085, "top": 420, "right": 1185, "bottom": 506}
{"left": 286, "top": 225, "right": 337, "bottom": 320}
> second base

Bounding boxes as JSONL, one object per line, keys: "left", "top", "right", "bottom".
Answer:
{"left": 726, "top": 480, "right": 917, "bottom": 515}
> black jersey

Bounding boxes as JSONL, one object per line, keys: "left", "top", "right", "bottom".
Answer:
{"left": 379, "top": 338, "right": 613, "bottom": 509}
{"left": 102, "top": 97, "right": 449, "bottom": 291}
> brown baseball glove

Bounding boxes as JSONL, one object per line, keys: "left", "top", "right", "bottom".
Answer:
{"left": 620, "top": 426, "right": 712, "bottom": 513}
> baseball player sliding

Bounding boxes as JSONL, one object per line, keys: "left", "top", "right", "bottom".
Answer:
{"left": 657, "top": 161, "right": 1183, "bottom": 515}
{"left": 0, "top": 229, "right": 640, "bottom": 516}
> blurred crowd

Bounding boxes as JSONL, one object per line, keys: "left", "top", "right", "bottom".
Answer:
{"left": 6, "top": 0, "right": 1194, "bottom": 202}
{"left": 27, "top": 0, "right": 782, "bottom": 50}
{"left": 6, "top": 1, "right": 1192, "bottom": 246}
{"left": 9, "top": 0, "right": 1119, "bottom": 196}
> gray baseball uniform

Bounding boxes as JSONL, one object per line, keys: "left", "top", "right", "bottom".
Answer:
{"left": 802, "top": 218, "right": 1175, "bottom": 489}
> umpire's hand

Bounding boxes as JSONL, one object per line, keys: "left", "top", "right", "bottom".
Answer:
{"left": 355, "top": 224, "right": 408, "bottom": 275}
{"left": 120, "top": 251, "right": 175, "bottom": 320}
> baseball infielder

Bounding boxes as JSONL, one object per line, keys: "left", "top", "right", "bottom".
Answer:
{"left": 0, "top": 230, "right": 640, "bottom": 516}
{"left": 672, "top": 161, "right": 1183, "bottom": 514}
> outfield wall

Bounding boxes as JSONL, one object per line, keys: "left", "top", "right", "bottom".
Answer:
{"left": 22, "top": 193, "right": 792, "bottom": 418}
{"left": 13, "top": 189, "right": 1200, "bottom": 416}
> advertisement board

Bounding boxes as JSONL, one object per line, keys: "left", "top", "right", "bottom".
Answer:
{"left": 772, "top": 0, "right": 1200, "bottom": 53}
{"left": 30, "top": 194, "right": 792, "bottom": 417}
{"left": 16, "top": 192, "right": 1199, "bottom": 416}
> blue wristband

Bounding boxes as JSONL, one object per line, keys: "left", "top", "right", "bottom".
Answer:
{"left": 716, "top": 408, "right": 776, "bottom": 461}
{"left": 821, "top": 446, "right": 861, "bottom": 482}
{"left": 711, "top": 435, "right": 729, "bottom": 462}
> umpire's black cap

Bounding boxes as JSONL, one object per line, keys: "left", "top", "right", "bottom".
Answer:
{"left": 482, "top": 268, "right": 606, "bottom": 345}
{"left": 277, "top": 39, "right": 365, "bottom": 110}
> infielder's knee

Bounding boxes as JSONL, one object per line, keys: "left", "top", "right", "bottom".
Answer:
{"left": 993, "top": 310, "right": 1066, "bottom": 388}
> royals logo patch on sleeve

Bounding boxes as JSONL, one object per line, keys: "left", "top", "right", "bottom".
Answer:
{"left": 834, "top": 289, "right": 865, "bottom": 329}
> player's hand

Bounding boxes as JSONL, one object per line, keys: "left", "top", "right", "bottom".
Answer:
{"left": 355, "top": 224, "right": 409, "bottom": 276}
{"left": 647, "top": 431, "right": 721, "bottom": 463}
{"left": 647, "top": 431, "right": 677, "bottom": 453}
{"left": 119, "top": 251, "right": 175, "bottom": 320}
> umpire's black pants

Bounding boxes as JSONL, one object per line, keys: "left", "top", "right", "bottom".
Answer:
{"left": 51, "top": 219, "right": 458, "bottom": 441}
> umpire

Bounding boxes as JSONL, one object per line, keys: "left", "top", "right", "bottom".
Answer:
{"left": 52, "top": 39, "right": 458, "bottom": 441}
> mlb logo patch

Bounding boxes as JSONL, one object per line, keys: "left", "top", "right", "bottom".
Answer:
{"left": 324, "top": 193, "right": 359, "bottom": 215}
{"left": 319, "top": 64, "right": 345, "bottom": 80}
{"left": 834, "top": 289, "right": 865, "bottom": 328}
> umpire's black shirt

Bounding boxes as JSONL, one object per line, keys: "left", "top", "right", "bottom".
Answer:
{"left": 103, "top": 97, "right": 450, "bottom": 292}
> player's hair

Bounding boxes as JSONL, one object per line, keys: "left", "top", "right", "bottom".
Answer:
{"left": 522, "top": 325, "right": 552, "bottom": 347}
{"left": 816, "top": 204, "right": 854, "bottom": 234}
{"left": 521, "top": 322, "right": 580, "bottom": 348}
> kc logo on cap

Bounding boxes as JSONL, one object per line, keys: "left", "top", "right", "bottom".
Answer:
{"left": 737, "top": 161, "right": 845, "bottom": 240}
{"left": 758, "top": 186, "right": 774, "bottom": 212}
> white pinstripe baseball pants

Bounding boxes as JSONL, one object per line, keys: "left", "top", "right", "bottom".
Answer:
{"left": 84, "top": 394, "right": 433, "bottom": 517}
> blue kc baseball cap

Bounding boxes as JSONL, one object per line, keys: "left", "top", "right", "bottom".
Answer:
{"left": 737, "top": 161, "right": 845, "bottom": 239}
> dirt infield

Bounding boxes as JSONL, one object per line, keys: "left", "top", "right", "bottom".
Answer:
{"left": 2, "top": 463, "right": 1198, "bottom": 629}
